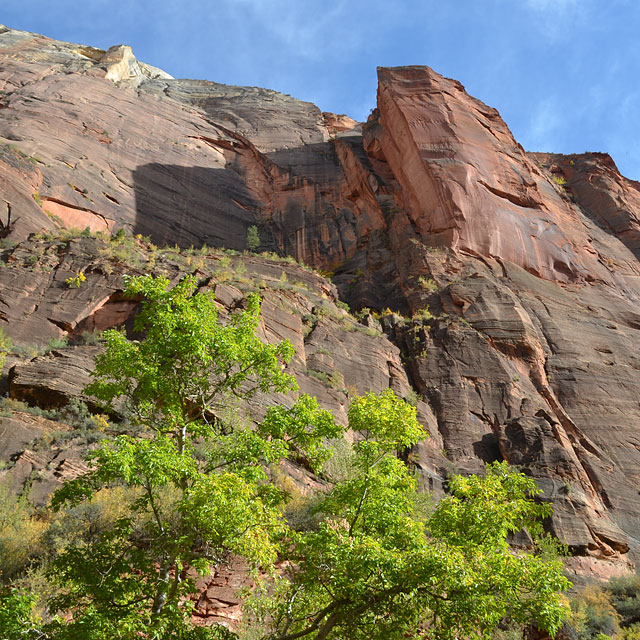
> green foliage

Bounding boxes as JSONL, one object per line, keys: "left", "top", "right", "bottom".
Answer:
{"left": 306, "top": 369, "right": 344, "bottom": 391}
{"left": 253, "top": 393, "right": 570, "bottom": 640}
{"left": 0, "top": 482, "right": 48, "bottom": 582}
{"left": 46, "top": 274, "right": 342, "bottom": 638}
{"left": 417, "top": 275, "right": 438, "bottom": 292}
{"left": 103, "top": 228, "right": 146, "bottom": 268}
{"left": 570, "top": 584, "right": 621, "bottom": 640}
{"left": 567, "top": 576, "right": 640, "bottom": 640}
{"left": 624, "top": 625, "right": 640, "bottom": 640}
{"left": 247, "top": 225, "right": 260, "bottom": 252}
{"left": 46, "top": 397, "right": 110, "bottom": 436}
{"left": 65, "top": 272, "right": 86, "bottom": 288}
{"left": 0, "top": 327, "right": 11, "bottom": 370}
{"left": 0, "top": 587, "right": 45, "bottom": 638}
{"left": 348, "top": 388, "right": 424, "bottom": 451}
{"left": 412, "top": 306, "right": 434, "bottom": 322}
{"left": 8, "top": 336, "right": 69, "bottom": 361}
{"left": 85, "top": 275, "right": 297, "bottom": 422}
{"left": 609, "top": 576, "right": 640, "bottom": 627}
{"left": 0, "top": 397, "right": 110, "bottom": 451}
{"left": 0, "top": 481, "right": 144, "bottom": 615}
{"left": 75, "top": 329, "right": 103, "bottom": 346}
{"left": 404, "top": 388, "right": 420, "bottom": 407}
{"left": 320, "top": 437, "right": 357, "bottom": 484}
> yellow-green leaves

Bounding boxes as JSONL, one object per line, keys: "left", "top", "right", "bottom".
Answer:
{"left": 263, "top": 418, "right": 570, "bottom": 640}
{"left": 0, "top": 327, "right": 11, "bottom": 371}
{"left": 87, "top": 275, "right": 297, "bottom": 437}
{"left": 259, "top": 394, "right": 342, "bottom": 471}
{"left": 184, "top": 472, "right": 284, "bottom": 569}
{"left": 348, "top": 388, "right": 426, "bottom": 451}
{"left": 431, "top": 461, "right": 551, "bottom": 546}
{"left": 48, "top": 275, "right": 317, "bottom": 637}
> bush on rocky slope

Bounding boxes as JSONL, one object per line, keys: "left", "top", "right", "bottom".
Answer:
{"left": 566, "top": 576, "right": 640, "bottom": 640}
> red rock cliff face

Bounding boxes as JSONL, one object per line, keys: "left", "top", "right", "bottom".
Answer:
{"left": 2, "top": 28, "right": 640, "bottom": 582}
{"left": 367, "top": 67, "right": 608, "bottom": 283}
{"left": 531, "top": 151, "right": 640, "bottom": 262}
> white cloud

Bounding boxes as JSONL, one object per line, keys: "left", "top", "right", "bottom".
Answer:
{"left": 522, "top": 0, "right": 592, "bottom": 41}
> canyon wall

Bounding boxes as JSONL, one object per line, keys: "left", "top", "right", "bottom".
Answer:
{"left": 2, "top": 25, "right": 640, "bottom": 582}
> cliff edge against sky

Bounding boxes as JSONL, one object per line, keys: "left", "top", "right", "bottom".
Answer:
{"left": 2, "top": 25, "right": 640, "bottom": 587}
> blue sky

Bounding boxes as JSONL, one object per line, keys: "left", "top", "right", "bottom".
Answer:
{"left": 3, "top": 0, "right": 639, "bottom": 180}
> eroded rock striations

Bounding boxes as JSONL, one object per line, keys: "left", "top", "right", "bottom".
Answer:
{"left": 2, "top": 25, "right": 640, "bottom": 587}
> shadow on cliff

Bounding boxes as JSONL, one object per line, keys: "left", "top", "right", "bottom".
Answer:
{"left": 132, "top": 134, "right": 370, "bottom": 252}
{"left": 132, "top": 149, "right": 410, "bottom": 314}
{"left": 132, "top": 163, "right": 261, "bottom": 250}
{"left": 131, "top": 137, "right": 410, "bottom": 313}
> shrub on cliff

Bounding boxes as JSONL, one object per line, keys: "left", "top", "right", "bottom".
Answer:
{"left": 247, "top": 225, "right": 260, "bottom": 252}
{"left": 568, "top": 583, "right": 621, "bottom": 640}
{"left": 608, "top": 575, "right": 640, "bottom": 628}
{"left": 567, "top": 576, "right": 640, "bottom": 640}
{"left": 0, "top": 326, "right": 11, "bottom": 370}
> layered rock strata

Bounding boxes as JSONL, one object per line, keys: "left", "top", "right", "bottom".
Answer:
{"left": 2, "top": 26, "right": 640, "bottom": 584}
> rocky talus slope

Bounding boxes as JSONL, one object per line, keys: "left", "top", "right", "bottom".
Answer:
{"left": 2, "top": 25, "right": 640, "bottom": 588}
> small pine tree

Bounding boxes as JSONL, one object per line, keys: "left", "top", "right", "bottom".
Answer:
{"left": 246, "top": 225, "right": 260, "bottom": 252}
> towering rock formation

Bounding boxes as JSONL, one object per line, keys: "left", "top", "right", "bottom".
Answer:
{"left": 2, "top": 25, "right": 640, "bottom": 582}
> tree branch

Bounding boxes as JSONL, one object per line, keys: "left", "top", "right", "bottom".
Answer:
{"left": 270, "top": 600, "right": 344, "bottom": 640}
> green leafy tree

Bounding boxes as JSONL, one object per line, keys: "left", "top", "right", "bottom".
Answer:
{"left": 247, "top": 225, "right": 260, "bottom": 252}
{"left": 45, "top": 275, "right": 341, "bottom": 639}
{"left": 37, "top": 274, "right": 570, "bottom": 640}
{"left": 0, "top": 587, "right": 45, "bottom": 639}
{"left": 253, "top": 390, "right": 571, "bottom": 640}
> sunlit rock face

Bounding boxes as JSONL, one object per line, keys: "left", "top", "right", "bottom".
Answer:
{"left": 369, "top": 66, "right": 608, "bottom": 283}
{"left": 2, "top": 26, "right": 640, "bottom": 587}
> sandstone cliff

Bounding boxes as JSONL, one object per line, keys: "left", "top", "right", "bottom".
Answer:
{"left": 2, "top": 25, "right": 640, "bottom": 585}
